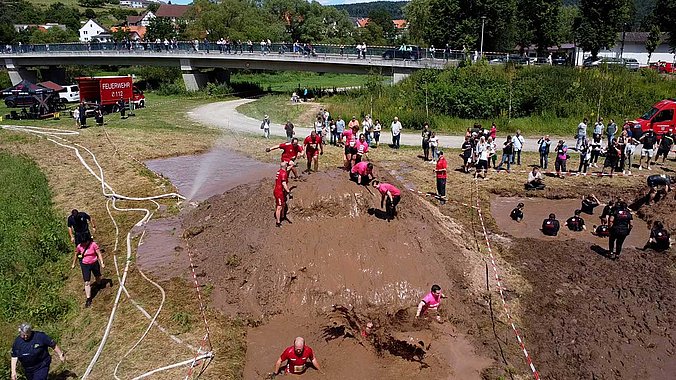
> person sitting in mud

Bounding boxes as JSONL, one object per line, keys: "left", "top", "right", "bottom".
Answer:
{"left": 647, "top": 174, "right": 672, "bottom": 204}
{"left": 581, "top": 194, "right": 600, "bottom": 215}
{"left": 525, "top": 167, "right": 545, "bottom": 190}
{"left": 592, "top": 223, "right": 610, "bottom": 237}
{"left": 272, "top": 337, "right": 321, "bottom": 376}
{"left": 350, "top": 161, "right": 374, "bottom": 185}
{"left": 643, "top": 221, "right": 671, "bottom": 251}
{"left": 415, "top": 284, "right": 447, "bottom": 322}
{"left": 274, "top": 162, "right": 292, "bottom": 228}
{"left": 565, "top": 209, "right": 586, "bottom": 232}
{"left": 541, "top": 213, "right": 560, "bottom": 236}
{"left": 266, "top": 138, "right": 303, "bottom": 180}
{"left": 510, "top": 203, "right": 524, "bottom": 222}
{"left": 372, "top": 180, "right": 401, "bottom": 220}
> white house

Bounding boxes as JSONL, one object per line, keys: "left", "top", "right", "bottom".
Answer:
{"left": 79, "top": 19, "right": 107, "bottom": 42}
{"left": 579, "top": 32, "right": 675, "bottom": 66}
{"left": 127, "top": 11, "right": 155, "bottom": 27}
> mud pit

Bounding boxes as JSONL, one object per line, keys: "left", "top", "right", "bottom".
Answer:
{"left": 183, "top": 170, "right": 495, "bottom": 379}
{"left": 491, "top": 196, "right": 650, "bottom": 247}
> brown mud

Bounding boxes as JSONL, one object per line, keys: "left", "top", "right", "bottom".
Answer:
{"left": 183, "top": 170, "right": 497, "bottom": 379}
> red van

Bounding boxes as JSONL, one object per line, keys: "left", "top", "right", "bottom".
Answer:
{"left": 625, "top": 99, "right": 676, "bottom": 137}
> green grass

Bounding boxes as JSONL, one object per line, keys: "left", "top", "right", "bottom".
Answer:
{"left": 231, "top": 71, "right": 367, "bottom": 93}
{"left": 236, "top": 94, "right": 318, "bottom": 125}
{"left": 0, "top": 152, "right": 75, "bottom": 378}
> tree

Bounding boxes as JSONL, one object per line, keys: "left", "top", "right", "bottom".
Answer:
{"left": 367, "top": 8, "right": 396, "bottom": 43}
{"left": 518, "top": 0, "right": 561, "bottom": 56}
{"left": 645, "top": 24, "right": 661, "bottom": 63}
{"left": 84, "top": 8, "right": 97, "bottom": 20}
{"left": 45, "top": 2, "right": 82, "bottom": 31}
{"left": 576, "top": 0, "right": 631, "bottom": 58}
{"left": 78, "top": 0, "right": 105, "bottom": 7}
{"left": 654, "top": 0, "right": 676, "bottom": 51}
{"left": 28, "top": 27, "right": 79, "bottom": 43}
{"left": 0, "top": 24, "right": 18, "bottom": 44}
{"left": 147, "top": 3, "right": 160, "bottom": 13}
{"left": 146, "top": 16, "right": 175, "bottom": 41}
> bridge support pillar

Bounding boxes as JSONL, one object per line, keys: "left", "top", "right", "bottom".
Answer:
{"left": 5, "top": 59, "right": 37, "bottom": 85}
{"left": 392, "top": 71, "right": 410, "bottom": 84}
{"left": 180, "top": 59, "right": 207, "bottom": 92}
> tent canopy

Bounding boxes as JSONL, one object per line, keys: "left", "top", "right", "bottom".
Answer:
{"left": 1, "top": 80, "right": 54, "bottom": 96}
{"left": 38, "top": 81, "right": 64, "bottom": 92}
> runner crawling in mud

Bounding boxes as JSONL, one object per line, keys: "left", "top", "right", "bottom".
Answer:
{"left": 266, "top": 138, "right": 303, "bottom": 180}
{"left": 372, "top": 180, "right": 401, "bottom": 220}
{"left": 541, "top": 213, "right": 560, "bottom": 236}
{"left": 643, "top": 221, "right": 671, "bottom": 251}
{"left": 646, "top": 174, "right": 672, "bottom": 204}
{"left": 272, "top": 337, "right": 321, "bottom": 377}
{"left": 510, "top": 203, "right": 524, "bottom": 222}
{"left": 274, "top": 162, "right": 292, "bottom": 228}
{"left": 350, "top": 161, "right": 374, "bottom": 185}
{"left": 415, "top": 284, "right": 447, "bottom": 323}
{"left": 565, "top": 209, "right": 586, "bottom": 231}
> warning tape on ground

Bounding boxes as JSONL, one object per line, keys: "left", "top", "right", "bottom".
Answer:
{"left": 184, "top": 241, "right": 214, "bottom": 379}
{"left": 473, "top": 166, "right": 660, "bottom": 177}
{"left": 472, "top": 179, "right": 540, "bottom": 380}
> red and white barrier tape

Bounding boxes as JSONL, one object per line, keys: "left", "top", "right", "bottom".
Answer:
{"left": 473, "top": 179, "right": 540, "bottom": 380}
{"left": 184, "top": 241, "right": 214, "bottom": 379}
{"left": 472, "top": 166, "right": 658, "bottom": 177}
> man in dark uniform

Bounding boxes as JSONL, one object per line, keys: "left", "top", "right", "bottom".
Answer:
{"left": 644, "top": 221, "right": 670, "bottom": 251}
{"left": 608, "top": 201, "right": 633, "bottom": 260}
{"left": 600, "top": 200, "right": 615, "bottom": 225}
{"left": 11, "top": 323, "right": 65, "bottom": 380}
{"left": 565, "top": 209, "right": 586, "bottom": 231}
{"left": 592, "top": 223, "right": 610, "bottom": 237}
{"left": 67, "top": 209, "right": 96, "bottom": 251}
{"left": 581, "top": 194, "right": 600, "bottom": 215}
{"left": 118, "top": 97, "right": 126, "bottom": 119}
{"left": 510, "top": 202, "right": 524, "bottom": 222}
{"left": 542, "top": 213, "right": 560, "bottom": 236}
{"left": 647, "top": 174, "right": 672, "bottom": 204}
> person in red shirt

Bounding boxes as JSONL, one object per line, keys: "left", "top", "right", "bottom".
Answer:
{"left": 350, "top": 161, "right": 374, "bottom": 185}
{"left": 273, "top": 162, "right": 291, "bottom": 227}
{"left": 342, "top": 126, "right": 356, "bottom": 170}
{"left": 434, "top": 151, "right": 447, "bottom": 205}
{"left": 266, "top": 138, "right": 303, "bottom": 179}
{"left": 372, "top": 180, "right": 401, "bottom": 220}
{"left": 273, "top": 337, "right": 320, "bottom": 375}
{"left": 303, "top": 130, "right": 323, "bottom": 173}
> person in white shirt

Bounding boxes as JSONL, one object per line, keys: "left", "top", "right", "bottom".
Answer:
{"left": 372, "top": 120, "right": 382, "bottom": 147}
{"left": 475, "top": 136, "right": 489, "bottom": 179}
{"left": 261, "top": 115, "right": 271, "bottom": 138}
{"left": 511, "top": 130, "right": 525, "bottom": 165}
{"left": 429, "top": 132, "right": 439, "bottom": 163}
{"left": 391, "top": 117, "right": 402, "bottom": 149}
{"left": 362, "top": 115, "right": 372, "bottom": 144}
{"left": 526, "top": 166, "right": 545, "bottom": 190}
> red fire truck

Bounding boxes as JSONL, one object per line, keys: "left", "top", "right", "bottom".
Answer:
{"left": 77, "top": 76, "right": 145, "bottom": 113}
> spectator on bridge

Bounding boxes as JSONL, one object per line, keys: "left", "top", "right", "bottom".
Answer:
{"left": 247, "top": 40, "right": 253, "bottom": 53}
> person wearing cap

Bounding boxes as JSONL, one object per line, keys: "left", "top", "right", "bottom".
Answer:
{"left": 273, "top": 337, "right": 321, "bottom": 375}
{"left": 391, "top": 117, "right": 402, "bottom": 149}
{"left": 565, "top": 209, "right": 586, "bottom": 231}
{"left": 261, "top": 115, "right": 271, "bottom": 139}
{"left": 434, "top": 151, "right": 447, "bottom": 204}
{"left": 11, "top": 323, "right": 65, "bottom": 380}
{"left": 510, "top": 203, "right": 524, "bottom": 222}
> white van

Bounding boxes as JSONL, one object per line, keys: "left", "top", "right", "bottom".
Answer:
{"left": 59, "top": 85, "right": 80, "bottom": 103}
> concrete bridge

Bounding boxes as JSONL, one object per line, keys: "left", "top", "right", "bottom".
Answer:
{"left": 1, "top": 45, "right": 453, "bottom": 90}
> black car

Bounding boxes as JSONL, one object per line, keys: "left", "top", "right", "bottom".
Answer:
{"left": 382, "top": 45, "right": 423, "bottom": 60}
{"left": 4, "top": 94, "right": 37, "bottom": 108}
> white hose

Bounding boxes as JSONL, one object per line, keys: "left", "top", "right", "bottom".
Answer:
{"left": 131, "top": 352, "right": 214, "bottom": 380}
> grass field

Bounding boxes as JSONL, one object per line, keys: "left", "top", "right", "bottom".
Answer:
{"left": 231, "top": 71, "right": 368, "bottom": 93}
{"left": 0, "top": 92, "right": 245, "bottom": 379}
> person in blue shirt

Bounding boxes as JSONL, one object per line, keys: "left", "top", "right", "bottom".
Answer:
{"left": 11, "top": 323, "right": 65, "bottom": 380}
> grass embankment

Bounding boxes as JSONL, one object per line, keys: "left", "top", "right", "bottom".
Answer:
{"left": 0, "top": 92, "right": 245, "bottom": 379}
{"left": 236, "top": 94, "right": 324, "bottom": 126}
{"left": 0, "top": 152, "right": 74, "bottom": 379}
{"left": 231, "top": 71, "right": 367, "bottom": 93}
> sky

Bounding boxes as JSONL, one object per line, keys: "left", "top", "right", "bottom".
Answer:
{"left": 169, "top": 0, "right": 404, "bottom": 5}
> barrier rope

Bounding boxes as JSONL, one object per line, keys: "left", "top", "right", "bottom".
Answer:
{"left": 472, "top": 179, "right": 540, "bottom": 380}
{"left": 184, "top": 241, "right": 214, "bottom": 380}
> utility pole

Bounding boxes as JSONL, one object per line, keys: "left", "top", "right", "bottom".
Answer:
{"left": 480, "top": 16, "right": 486, "bottom": 58}
{"left": 620, "top": 23, "right": 627, "bottom": 59}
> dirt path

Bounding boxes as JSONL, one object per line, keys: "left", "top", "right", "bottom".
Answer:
{"left": 189, "top": 99, "right": 547, "bottom": 151}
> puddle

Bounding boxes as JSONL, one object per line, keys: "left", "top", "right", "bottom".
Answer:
{"left": 145, "top": 146, "right": 277, "bottom": 202}
{"left": 139, "top": 147, "right": 276, "bottom": 279}
{"left": 491, "top": 196, "right": 650, "bottom": 247}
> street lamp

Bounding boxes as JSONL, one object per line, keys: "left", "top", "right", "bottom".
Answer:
{"left": 480, "top": 16, "right": 487, "bottom": 58}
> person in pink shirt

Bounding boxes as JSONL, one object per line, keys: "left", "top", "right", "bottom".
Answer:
{"left": 415, "top": 284, "right": 447, "bottom": 322}
{"left": 350, "top": 162, "right": 373, "bottom": 185}
{"left": 372, "top": 180, "right": 401, "bottom": 220}
{"left": 71, "top": 237, "right": 108, "bottom": 308}
{"left": 355, "top": 133, "right": 370, "bottom": 164}
{"left": 342, "top": 127, "right": 356, "bottom": 170}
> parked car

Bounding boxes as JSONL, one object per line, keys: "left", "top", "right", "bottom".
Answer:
{"left": 624, "top": 98, "right": 676, "bottom": 137}
{"left": 623, "top": 58, "right": 640, "bottom": 71}
{"left": 649, "top": 61, "right": 676, "bottom": 74}
{"left": 4, "top": 94, "right": 36, "bottom": 108}
{"left": 488, "top": 55, "right": 529, "bottom": 65}
{"left": 551, "top": 54, "right": 568, "bottom": 66}
{"left": 382, "top": 45, "right": 423, "bottom": 60}
{"left": 583, "top": 56, "right": 624, "bottom": 68}
{"left": 58, "top": 85, "right": 80, "bottom": 103}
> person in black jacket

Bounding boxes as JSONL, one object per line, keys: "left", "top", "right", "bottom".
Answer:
{"left": 510, "top": 203, "right": 524, "bottom": 222}
{"left": 565, "top": 209, "right": 586, "bottom": 231}
{"left": 542, "top": 213, "right": 560, "bottom": 236}
{"left": 608, "top": 201, "right": 633, "bottom": 259}
{"left": 643, "top": 221, "right": 670, "bottom": 251}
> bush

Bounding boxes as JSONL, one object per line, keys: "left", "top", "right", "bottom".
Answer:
{"left": 156, "top": 82, "right": 188, "bottom": 96}
{"left": 205, "top": 82, "right": 234, "bottom": 97}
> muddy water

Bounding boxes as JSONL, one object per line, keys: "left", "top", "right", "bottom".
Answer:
{"left": 145, "top": 147, "right": 277, "bottom": 202}
{"left": 491, "top": 196, "right": 650, "bottom": 248}
{"left": 139, "top": 147, "right": 276, "bottom": 278}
